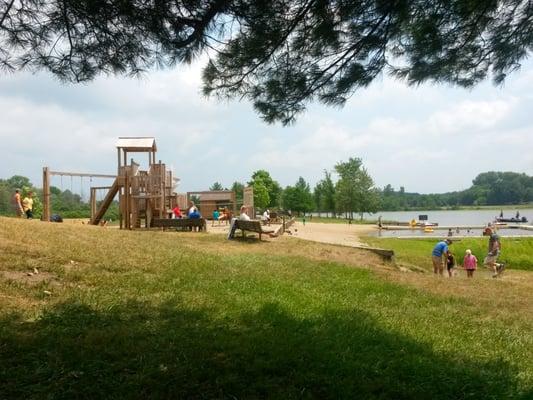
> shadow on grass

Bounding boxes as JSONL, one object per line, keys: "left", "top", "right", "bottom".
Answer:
{"left": 0, "top": 301, "right": 528, "bottom": 399}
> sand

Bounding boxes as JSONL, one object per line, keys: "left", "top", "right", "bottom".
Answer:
{"left": 285, "top": 221, "right": 376, "bottom": 247}
{"left": 206, "top": 220, "right": 376, "bottom": 247}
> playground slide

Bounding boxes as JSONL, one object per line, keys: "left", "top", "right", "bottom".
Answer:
{"left": 90, "top": 178, "right": 119, "bottom": 225}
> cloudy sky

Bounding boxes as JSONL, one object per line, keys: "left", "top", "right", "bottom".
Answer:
{"left": 1, "top": 57, "right": 532, "bottom": 196}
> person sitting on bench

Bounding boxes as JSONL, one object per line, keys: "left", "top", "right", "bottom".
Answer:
{"left": 238, "top": 205, "right": 251, "bottom": 221}
{"left": 188, "top": 201, "right": 201, "bottom": 219}
{"left": 173, "top": 206, "right": 182, "bottom": 219}
{"left": 262, "top": 209, "right": 270, "bottom": 225}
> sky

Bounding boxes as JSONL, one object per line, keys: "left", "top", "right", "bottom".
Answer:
{"left": 0, "top": 57, "right": 532, "bottom": 196}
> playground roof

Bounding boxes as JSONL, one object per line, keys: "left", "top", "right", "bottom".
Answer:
{"left": 116, "top": 137, "right": 157, "bottom": 152}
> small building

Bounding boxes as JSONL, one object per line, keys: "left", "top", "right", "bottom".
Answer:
{"left": 187, "top": 190, "right": 236, "bottom": 219}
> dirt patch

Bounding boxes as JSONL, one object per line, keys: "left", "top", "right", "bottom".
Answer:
{"left": 62, "top": 260, "right": 92, "bottom": 271}
{"left": 1, "top": 270, "right": 60, "bottom": 286}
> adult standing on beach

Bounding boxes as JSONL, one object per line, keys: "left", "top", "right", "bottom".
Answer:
{"left": 431, "top": 239, "right": 452, "bottom": 276}
{"left": 12, "top": 189, "right": 23, "bottom": 217}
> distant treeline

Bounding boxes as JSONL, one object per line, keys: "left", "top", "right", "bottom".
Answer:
{"left": 379, "top": 171, "right": 533, "bottom": 211}
{"left": 1, "top": 170, "right": 531, "bottom": 219}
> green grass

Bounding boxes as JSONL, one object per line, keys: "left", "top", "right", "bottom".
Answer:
{"left": 0, "top": 217, "right": 532, "bottom": 399}
{"left": 364, "top": 236, "right": 533, "bottom": 272}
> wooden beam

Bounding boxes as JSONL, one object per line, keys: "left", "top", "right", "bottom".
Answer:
{"left": 89, "top": 186, "right": 113, "bottom": 190}
{"left": 90, "top": 188, "right": 97, "bottom": 221}
{"left": 49, "top": 171, "right": 116, "bottom": 178}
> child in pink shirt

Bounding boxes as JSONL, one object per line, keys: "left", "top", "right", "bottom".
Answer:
{"left": 463, "top": 249, "right": 478, "bottom": 278}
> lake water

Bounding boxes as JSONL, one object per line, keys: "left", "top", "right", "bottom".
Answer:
{"left": 364, "top": 209, "right": 533, "bottom": 238}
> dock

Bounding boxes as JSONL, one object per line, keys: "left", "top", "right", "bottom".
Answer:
{"left": 380, "top": 224, "right": 532, "bottom": 231}
{"left": 391, "top": 234, "right": 533, "bottom": 240}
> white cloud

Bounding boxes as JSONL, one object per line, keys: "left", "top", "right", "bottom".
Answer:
{"left": 427, "top": 99, "right": 516, "bottom": 136}
{"left": 1, "top": 58, "right": 532, "bottom": 194}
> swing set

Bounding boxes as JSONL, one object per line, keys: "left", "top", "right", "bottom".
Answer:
{"left": 42, "top": 137, "right": 182, "bottom": 229}
{"left": 42, "top": 168, "right": 116, "bottom": 222}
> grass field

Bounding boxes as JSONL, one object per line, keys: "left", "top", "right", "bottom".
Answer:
{"left": 364, "top": 236, "right": 533, "bottom": 272}
{"left": 1, "top": 217, "right": 532, "bottom": 399}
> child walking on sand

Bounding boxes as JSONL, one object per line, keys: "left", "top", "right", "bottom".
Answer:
{"left": 463, "top": 249, "right": 478, "bottom": 278}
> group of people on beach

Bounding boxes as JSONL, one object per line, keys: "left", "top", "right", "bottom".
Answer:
{"left": 432, "top": 224, "right": 504, "bottom": 278}
{"left": 12, "top": 189, "right": 34, "bottom": 219}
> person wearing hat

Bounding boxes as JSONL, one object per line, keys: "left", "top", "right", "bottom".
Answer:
{"left": 431, "top": 238, "right": 452, "bottom": 276}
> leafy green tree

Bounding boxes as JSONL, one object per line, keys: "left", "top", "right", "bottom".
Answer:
{"left": 253, "top": 181, "right": 270, "bottom": 211}
{"left": 209, "top": 182, "right": 223, "bottom": 191}
{"left": 320, "top": 170, "right": 336, "bottom": 218}
{"left": 295, "top": 177, "right": 314, "bottom": 215}
{"left": 471, "top": 171, "right": 532, "bottom": 205}
{"left": 2, "top": 1, "right": 531, "bottom": 124}
{"left": 6, "top": 175, "right": 31, "bottom": 190}
{"left": 249, "top": 170, "right": 281, "bottom": 208}
{"left": 230, "top": 181, "right": 245, "bottom": 205}
{"left": 282, "top": 177, "right": 313, "bottom": 216}
{"left": 334, "top": 157, "right": 378, "bottom": 219}
{"left": 313, "top": 182, "right": 323, "bottom": 216}
{"left": 282, "top": 186, "right": 298, "bottom": 214}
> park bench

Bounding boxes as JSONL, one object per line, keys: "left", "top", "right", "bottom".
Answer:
{"left": 232, "top": 219, "right": 274, "bottom": 240}
{"left": 152, "top": 218, "right": 206, "bottom": 231}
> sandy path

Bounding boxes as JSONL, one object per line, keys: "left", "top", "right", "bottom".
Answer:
{"left": 206, "top": 220, "right": 376, "bottom": 247}
{"left": 286, "top": 221, "right": 376, "bottom": 247}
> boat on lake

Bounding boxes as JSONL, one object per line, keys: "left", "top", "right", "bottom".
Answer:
{"left": 496, "top": 211, "right": 528, "bottom": 223}
{"left": 495, "top": 216, "right": 528, "bottom": 223}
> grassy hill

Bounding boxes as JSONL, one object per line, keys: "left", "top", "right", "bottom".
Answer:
{"left": 1, "top": 217, "right": 532, "bottom": 399}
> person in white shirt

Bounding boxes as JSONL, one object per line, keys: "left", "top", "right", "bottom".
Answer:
{"left": 262, "top": 209, "right": 270, "bottom": 225}
{"left": 238, "top": 205, "right": 251, "bottom": 221}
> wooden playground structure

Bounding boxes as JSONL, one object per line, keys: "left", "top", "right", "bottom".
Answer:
{"left": 43, "top": 137, "right": 181, "bottom": 229}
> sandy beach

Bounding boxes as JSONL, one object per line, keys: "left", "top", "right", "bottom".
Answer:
{"left": 207, "top": 220, "right": 376, "bottom": 247}
{"left": 285, "top": 221, "right": 376, "bottom": 246}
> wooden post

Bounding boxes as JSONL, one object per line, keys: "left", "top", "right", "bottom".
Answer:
{"left": 124, "top": 173, "right": 130, "bottom": 229}
{"left": 231, "top": 191, "right": 237, "bottom": 215}
{"left": 119, "top": 187, "right": 123, "bottom": 229}
{"left": 42, "top": 167, "right": 50, "bottom": 222}
{"left": 90, "top": 188, "right": 97, "bottom": 221}
{"left": 117, "top": 148, "right": 121, "bottom": 175}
